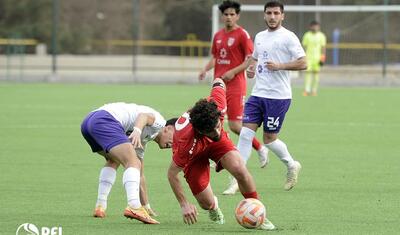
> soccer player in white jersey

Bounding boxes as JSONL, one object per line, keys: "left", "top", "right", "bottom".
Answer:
{"left": 223, "top": 1, "right": 307, "bottom": 194}
{"left": 80, "top": 102, "right": 176, "bottom": 224}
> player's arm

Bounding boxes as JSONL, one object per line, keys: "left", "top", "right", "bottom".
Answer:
{"left": 267, "top": 33, "right": 307, "bottom": 71}
{"left": 167, "top": 161, "right": 198, "bottom": 224}
{"left": 245, "top": 56, "right": 258, "bottom": 79}
{"left": 222, "top": 30, "right": 254, "bottom": 81}
{"left": 128, "top": 113, "right": 155, "bottom": 148}
{"left": 319, "top": 46, "right": 326, "bottom": 65}
{"left": 199, "top": 57, "right": 216, "bottom": 80}
{"left": 266, "top": 56, "right": 307, "bottom": 71}
{"left": 139, "top": 159, "right": 157, "bottom": 216}
{"left": 321, "top": 46, "right": 326, "bottom": 58}
{"left": 221, "top": 58, "right": 250, "bottom": 81}
{"left": 209, "top": 78, "right": 226, "bottom": 114}
{"left": 199, "top": 36, "right": 219, "bottom": 80}
{"left": 320, "top": 34, "right": 327, "bottom": 64}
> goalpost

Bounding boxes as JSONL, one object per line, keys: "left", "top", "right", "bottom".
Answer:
{"left": 211, "top": 4, "right": 400, "bottom": 80}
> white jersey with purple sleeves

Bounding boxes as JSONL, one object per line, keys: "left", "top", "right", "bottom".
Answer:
{"left": 252, "top": 27, "right": 305, "bottom": 99}
{"left": 95, "top": 102, "right": 166, "bottom": 158}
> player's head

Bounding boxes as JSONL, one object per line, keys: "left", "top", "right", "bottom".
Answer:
{"left": 190, "top": 99, "right": 222, "bottom": 141}
{"left": 219, "top": 0, "right": 241, "bottom": 29}
{"left": 155, "top": 118, "right": 177, "bottom": 149}
{"left": 263, "top": 1, "right": 284, "bottom": 31}
{"left": 309, "top": 20, "right": 320, "bottom": 32}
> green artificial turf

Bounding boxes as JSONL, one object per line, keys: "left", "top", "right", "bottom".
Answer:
{"left": 0, "top": 83, "right": 399, "bottom": 234}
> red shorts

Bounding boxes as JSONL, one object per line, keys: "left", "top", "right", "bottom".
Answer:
{"left": 183, "top": 132, "right": 236, "bottom": 195}
{"left": 226, "top": 92, "right": 246, "bottom": 121}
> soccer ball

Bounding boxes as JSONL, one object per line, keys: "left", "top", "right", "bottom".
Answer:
{"left": 235, "top": 198, "right": 266, "bottom": 229}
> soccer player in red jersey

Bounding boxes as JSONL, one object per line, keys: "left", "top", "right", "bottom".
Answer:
{"left": 167, "top": 78, "right": 275, "bottom": 230}
{"left": 198, "top": 1, "right": 268, "bottom": 194}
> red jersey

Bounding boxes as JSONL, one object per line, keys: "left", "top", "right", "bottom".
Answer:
{"left": 212, "top": 27, "right": 253, "bottom": 94}
{"left": 172, "top": 86, "right": 233, "bottom": 172}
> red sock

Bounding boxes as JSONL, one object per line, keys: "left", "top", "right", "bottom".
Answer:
{"left": 242, "top": 191, "right": 259, "bottom": 199}
{"left": 252, "top": 138, "right": 262, "bottom": 151}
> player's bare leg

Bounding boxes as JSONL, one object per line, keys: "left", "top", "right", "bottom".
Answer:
{"left": 223, "top": 122, "right": 269, "bottom": 195}
{"left": 221, "top": 150, "right": 275, "bottom": 230}
{"left": 139, "top": 160, "right": 157, "bottom": 216}
{"left": 228, "top": 120, "right": 269, "bottom": 167}
{"left": 107, "top": 143, "right": 159, "bottom": 224}
{"left": 304, "top": 70, "right": 312, "bottom": 96}
{"left": 264, "top": 133, "right": 302, "bottom": 190}
{"left": 311, "top": 71, "right": 320, "bottom": 96}
{"left": 220, "top": 150, "right": 256, "bottom": 194}
{"left": 194, "top": 185, "right": 224, "bottom": 224}
{"left": 223, "top": 122, "right": 268, "bottom": 195}
{"left": 93, "top": 153, "right": 119, "bottom": 218}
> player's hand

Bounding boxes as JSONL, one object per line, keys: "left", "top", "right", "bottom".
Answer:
{"left": 265, "top": 61, "right": 281, "bottom": 71}
{"left": 221, "top": 70, "right": 235, "bottom": 81}
{"left": 128, "top": 127, "right": 143, "bottom": 149}
{"left": 181, "top": 202, "right": 198, "bottom": 225}
{"left": 246, "top": 65, "right": 256, "bottom": 79}
{"left": 320, "top": 54, "right": 326, "bottom": 63}
{"left": 319, "top": 54, "right": 326, "bottom": 66}
{"left": 145, "top": 207, "right": 158, "bottom": 217}
{"left": 198, "top": 70, "right": 207, "bottom": 80}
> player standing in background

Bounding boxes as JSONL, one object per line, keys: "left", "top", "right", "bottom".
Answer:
{"left": 80, "top": 102, "right": 176, "bottom": 224}
{"left": 167, "top": 78, "right": 275, "bottom": 230}
{"left": 198, "top": 1, "right": 269, "bottom": 173}
{"left": 302, "top": 20, "right": 327, "bottom": 96}
{"left": 224, "top": 1, "right": 306, "bottom": 194}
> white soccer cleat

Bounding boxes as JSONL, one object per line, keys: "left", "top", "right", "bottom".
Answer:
{"left": 258, "top": 218, "right": 276, "bottom": 230}
{"left": 208, "top": 196, "right": 225, "bottom": 224}
{"left": 222, "top": 177, "right": 239, "bottom": 195}
{"left": 284, "top": 161, "right": 302, "bottom": 190}
{"left": 209, "top": 207, "right": 225, "bottom": 224}
{"left": 257, "top": 146, "right": 269, "bottom": 168}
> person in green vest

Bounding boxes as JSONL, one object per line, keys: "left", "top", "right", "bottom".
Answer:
{"left": 302, "top": 20, "right": 327, "bottom": 96}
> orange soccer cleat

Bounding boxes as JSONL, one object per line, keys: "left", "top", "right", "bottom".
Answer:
{"left": 124, "top": 206, "right": 160, "bottom": 224}
{"left": 93, "top": 205, "right": 106, "bottom": 218}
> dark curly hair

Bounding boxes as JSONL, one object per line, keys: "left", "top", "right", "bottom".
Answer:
{"left": 219, "top": 0, "right": 241, "bottom": 14}
{"left": 166, "top": 118, "right": 178, "bottom": 126}
{"left": 264, "top": 1, "right": 284, "bottom": 13}
{"left": 190, "top": 99, "right": 221, "bottom": 133}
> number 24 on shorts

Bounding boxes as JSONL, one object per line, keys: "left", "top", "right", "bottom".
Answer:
{"left": 266, "top": 117, "right": 280, "bottom": 130}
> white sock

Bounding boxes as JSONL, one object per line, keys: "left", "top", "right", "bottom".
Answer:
{"left": 123, "top": 167, "right": 141, "bottom": 209}
{"left": 265, "top": 139, "right": 295, "bottom": 168}
{"left": 96, "top": 167, "right": 116, "bottom": 209}
{"left": 238, "top": 127, "right": 256, "bottom": 164}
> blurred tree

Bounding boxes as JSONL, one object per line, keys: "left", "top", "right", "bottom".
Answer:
{"left": 163, "top": 0, "right": 213, "bottom": 41}
{"left": 0, "top": 0, "right": 399, "bottom": 54}
{"left": 0, "top": 0, "right": 51, "bottom": 42}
